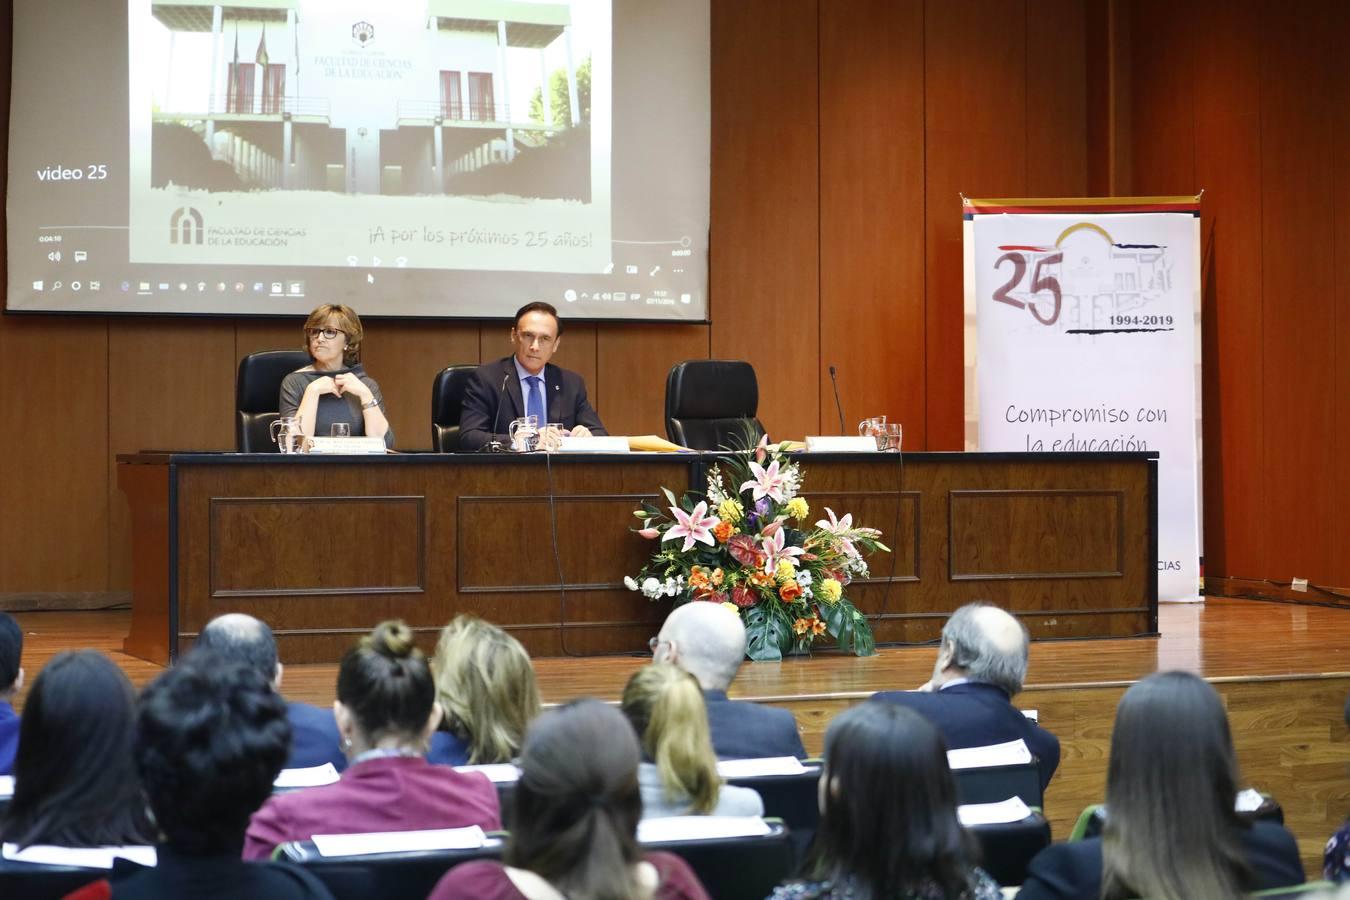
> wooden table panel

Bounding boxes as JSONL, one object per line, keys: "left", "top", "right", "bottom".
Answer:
{"left": 117, "top": 451, "right": 1157, "bottom": 664}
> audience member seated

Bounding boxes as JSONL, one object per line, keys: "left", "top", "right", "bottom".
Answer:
{"left": 428, "top": 699, "right": 710, "bottom": 900}
{"left": 244, "top": 620, "right": 501, "bottom": 859}
{"left": 620, "top": 663, "right": 763, "bottom": 819}
{"left": 0, "top": 612, "right": 21, "bottom": 776}
{"left": 1017, "top": 670, "right": 1304, "bottom": 900}
{"left": 193, "top": 613, "right": 345, "bottom": 772}
{"left": 68, "top": 652, "right": 333, "bottom": 899}
{"left": 871, "top": 602, "right": 1060, "bottom": 790}
{"left": 1325, "top": 689, "right": 1350, "bottom": 881}
{"left": 0, "top": 651, "right": 154, "bottom": 854}
{"left": 652, "top": 602, "right": 806, "bottom": 760}
{"left": 769, "top": 703, "right": 1000, "bottom": 899}
{"left": 429, "top": 615, "right": 541, "bottom": 766}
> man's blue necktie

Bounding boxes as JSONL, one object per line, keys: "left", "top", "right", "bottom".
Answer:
{"left": 525, "top": 375, "right": 545, "bottom": 424}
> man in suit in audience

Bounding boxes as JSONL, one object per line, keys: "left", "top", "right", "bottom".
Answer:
{"left": 193, "top": 613, "right": 346, "bottom": 772}
{"left": 459, "top": 301, "right": 607, "bottom": 452}
{"left": 872, "top": 602, "right": 1060, "bottom": 790}
{"left": 0, "top": 613, "right": 23, "bottom": 776}
{"left": 653, "top": 601, "right": 807, "bottom": 759}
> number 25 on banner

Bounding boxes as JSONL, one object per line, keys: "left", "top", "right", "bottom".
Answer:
{"left": 992, "top": 251, "right": 1063, "bottom": 326}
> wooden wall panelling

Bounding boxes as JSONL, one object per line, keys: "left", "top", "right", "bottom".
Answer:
{"left": 923, "top": 0, "right": 1028, "bottom": 451}
{"left": 817, "top": 0, "right": 926, "bottom": 443}
{"left": 595, "top": 324, "right": 709, "bottom": 438}
{"left": 1126, "top": 0, "right": 1195, "bottom": 196}
{"left": 1336, "top": 3, "right": 1350, "bottom": 586}
{"left": 1085, "top": 0, "right": 1132, "bottom": 197}
{"left": 0, "top": 317, "right": 110, "bottom": 592}
{"left": 235, "top": 318, "right": 302, "bottom": 362}
{"left": 1257, "top": 3, "right": 1338, "bottom": 583}
{"left": 555, "top": 324, "right": 598, "bottom": 421}
{"left": 1191, "top": 0, "right": 1264, "bottom": 580}
{"left": 708, "top": 0, "right": 820, "bottom": 442}
{"left": 107, "top": 319, "right": 236, "bottom": 588}
{"left": 358, "top": 321, "right": 480, "bottom": 450}
{"left": 1024, "top": 0, "right": 1088, "bottom": 197}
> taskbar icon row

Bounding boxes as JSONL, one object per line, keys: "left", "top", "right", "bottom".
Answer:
{"left": 31, "top": 279, "right": 306, "bottom": 297}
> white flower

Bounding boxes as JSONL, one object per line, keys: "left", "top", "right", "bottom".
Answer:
{"left": 796, "top": 570, "right": 813, "bottom": 587}
{"left": 624, "top": 576, "right": 639, "bottom": 591}
{"left": 641, "top": 577, "right": 662, "bottom": 598}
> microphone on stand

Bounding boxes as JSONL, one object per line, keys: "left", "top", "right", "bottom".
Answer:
{"left": 482, "top": 371, "right": 511, "bottom": 453}
{"left": 828, "top": 365, "right": 846, "bottom": 435}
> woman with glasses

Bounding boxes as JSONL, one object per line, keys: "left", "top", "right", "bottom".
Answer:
{"left": 279, "top": 303, "right": 393, "bottom": 447}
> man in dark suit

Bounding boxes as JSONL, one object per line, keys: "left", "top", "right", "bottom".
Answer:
{"left": 872, "top": 602, "right": 1060, "bottom": 790}
{"left": 192, "top": 613, "right": 346, "bottom": 772}
{"left": 654, "top": 602, "right": 807, "bottom": 759}
{"left": 459, "top": 301, "right": 607, "bottom": 451}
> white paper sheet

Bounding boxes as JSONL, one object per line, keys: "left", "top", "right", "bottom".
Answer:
{"left": 0, "top": 775, "right": 13, "bottom": 797}
{"left": 637, "top": 816, "right": 772, "bottom": 843}
{"left": 454, "top": 763, "right": 522, "bottom": 783}
{"left": 2, "top": 842, "right": 157, "bottom": 869}
{"left": 312, "top": 826, "right": 488, "bottom": 858}
{"left": 273, "top": 763, "right": 341, "bottom": 788}
{"left": 946, "top": 739, "right": 1032, "bottom": 770}
{"left": 716, "top": 757, "right": 811, "bottom": 778}
{"left": 957, "top": 797, "right": 1034, "bottom": 826}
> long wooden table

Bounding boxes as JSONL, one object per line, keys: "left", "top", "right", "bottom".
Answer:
{"left": 117, "top": 451, "right": 1158, "bottom": 664}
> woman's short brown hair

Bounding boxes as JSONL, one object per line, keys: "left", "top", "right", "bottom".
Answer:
{"left": 303, "top": 304, "right": 363, "bottom": 365}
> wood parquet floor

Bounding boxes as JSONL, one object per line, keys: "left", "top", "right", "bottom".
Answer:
{"left": 9, "top": 597, "right": 1350, "bottom": 877}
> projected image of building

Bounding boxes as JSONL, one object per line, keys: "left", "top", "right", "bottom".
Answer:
{"left": 145, "top": 0, "right": 590, "bottom": 198}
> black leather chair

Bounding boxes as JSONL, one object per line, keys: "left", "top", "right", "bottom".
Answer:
{"left": 665, "top": 360, "right": 766, "bottom": 450}
{"left": 952, "top": 759, "right": 1044, "bottom": 809}
{"left": 967, "top": 811, "right": 1052, "bottom": 886}
{"left": 0, "top": 857, "right": 149, "bottom": 900}
{"left": 275, "top": 835, "right": 505, "bottom": 900}
{"left": 236, "top": 350, "right": 310, "bottom": 452}
{"left": 725, "top": 765, "right": 821, "bottom": 861}
{"left": 431, "top": 365, "right": 480, "bottom": 452}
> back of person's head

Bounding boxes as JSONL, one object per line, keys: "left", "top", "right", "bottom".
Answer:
{"left": 940, "top": 602, "right": 1029, "bottom": 695}
{"left": 337, "top": 619, "right": 435, "bottom": 745}
{"left": 620, "top": 663, "right": 720, "bottom": 814}
{"left": 433, "top": 615, "right": 541, "bottom": 763}
{"left": 657, "top": 602, "right": 745, "bottom": 692}
{"left": 194, "top": 613, "right": 279, "bottom": 683}
{"left": 1101, "top": 670, "right": 1251, "bottom": 900}
{"left": 507, "top": 700, "right": 645, "bottom": 900}
{"left": 0, "top": 612, "right": 22, "bottom": 693}
{"left": 811, "top": 703, "right": 977, "bottom": 898}
{"left": 1, "top": 651, "right": 154, "bottom": 849}
{"left": 137, "top": 651, "right": 290, "bottom": 855}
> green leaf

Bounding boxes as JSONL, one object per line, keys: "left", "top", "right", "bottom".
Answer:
{"left": 744, "top": 605, "right": 783, "bottom": 662}
{"left": 661, "top": 486, "right": 678, "bottom": 510}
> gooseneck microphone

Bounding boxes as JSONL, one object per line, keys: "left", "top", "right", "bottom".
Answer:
{"left": 482, "top": 371, "right": 511, "bottom": 453}
{"left": 828, "top": 365, "right": 846, "bottom": 434}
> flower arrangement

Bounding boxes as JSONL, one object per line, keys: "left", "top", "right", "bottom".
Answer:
{"left": 625, "top": 436, "right": 888, "bottom": 660}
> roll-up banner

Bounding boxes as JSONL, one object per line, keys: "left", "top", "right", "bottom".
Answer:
{"left": 962, "top": 196, "right": 1202, "bottom": 602}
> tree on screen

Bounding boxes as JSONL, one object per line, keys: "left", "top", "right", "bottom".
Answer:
{"left": 529, "top": 55, "right": 591, "bottom": 129}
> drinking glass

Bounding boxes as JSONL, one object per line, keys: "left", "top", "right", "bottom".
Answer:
{"left": 883, "top": 423, "right": 902, "bottom": 452}
{"left": 509, "top": 416, "right": 540, "bottom": 452}
{"left": 857, "top": 416, "right": 886, "bottom": 439}
{"left": 330, "top": 422, "right": 351, "bottom": 438}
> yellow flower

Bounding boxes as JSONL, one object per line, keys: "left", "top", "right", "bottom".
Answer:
{"left": 786, "top": 497, "right": 809, "bottom": 521}
{"left": 717, "top": 498, "right": 743, "bottom": 523}
{"left": 818, "top": 578, "right": 842, "bottom": 604}
{"left": 775, "top": 559, "right": 796, "bottom": 583}
{"left": 721, "top": 601, "right": 740, "bottom": 616}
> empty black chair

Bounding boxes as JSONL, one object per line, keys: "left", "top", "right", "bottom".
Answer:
{"left": 967, "top": 811, "right": 1051, "bottom": 886}
{"left": 645, "top": 819, "right": 795, "bottom": 900}
{"left": 236, "top": 350, "right": 310, "bottom": 452}
{"left": 431, "top": 365, "right": 480, "bottom": 452}
{"left": 665, "top": 360, "right": 766, "bottom": 450}
{"left": 952, "top": 759, "right": 1044, "bottom": 809}
{"left": 725, "top": 765, "right": 821, "bottom": 861}
{"left": 275, "top": 835, "right": 505, "bottom": 900}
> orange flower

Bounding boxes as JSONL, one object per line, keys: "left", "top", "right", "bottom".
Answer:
{"left": 812, "top": 618, "right": 827, "bottom": 636}
{"left": 710, "top": 567, "right": 725, "bottom": 586}
{"left": 748, "top": 571, "right": 775, "bottom": 588}
{"left": 778, "top": 581, "right": 802, "bottom": 602}
{"left": 711, "top": 520, "right": 735, "bottom": 543}
{"left": 689, "top": 567, "right": 711, "bottom": 591}
{"left": 793, "top": 617, "right": 812, "bottom": 635}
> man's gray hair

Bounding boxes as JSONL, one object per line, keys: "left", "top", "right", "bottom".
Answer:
{"left": 941, "top": 602, "right": 1029, "bottom": 696}
{"left": 194, "top": 613, "right": 279, "bottom": 682}
{"left": 662, "top": 602, "right": 746, "bottom": 692}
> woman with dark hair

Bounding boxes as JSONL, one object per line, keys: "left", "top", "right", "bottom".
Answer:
{"left": 0, "top": 650, "right": 154, "bottom": 851}
{"left": 620, "top": 664, "right": 762, "bottom": 819}
{"left": 770, "top": 702, "right": 999, "bottom": 899}
{"left": 67, "top": 651, "right": 333, "bottom": 899}
{"left": 1018, "top": 671, "right": 1304, "bottom": 900}
{"left": 428, "top": 700, "right": 709, "bottom": 900}
{"left": 244, "top": 620, "right": 500, "bottom": 859}
{"left": 279, "top": 303, "right": 393, "bottom": 447}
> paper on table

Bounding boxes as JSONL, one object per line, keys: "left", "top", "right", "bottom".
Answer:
{"left": 946, "top": 739, "right": 1032, "bottom": 770}
{"left": 1022, "top": 708, "right": 1039, "bottom": 723}
{"left": 638, "top": 816, "right": 772, "bottom": 844}
{"left": 627, "top": 435, "right": 693, "bottom": 453}
{"left": 312, "top": 826, "right": 488, "bottom": 858}
{"left": 716, "top": 757, "right": 810, "bottom": 778}
{"left": 1235, "top": 788, "right": 1266, "bottom": 812}
{"left": 2, "top": 842, "right": 157, "bottom": 869}
{"left": 957, "top": 797, "right": 1034, "bottom": 827}
{"left": 0, "top": 775, "right": 13, "bottom": 797}
{"left": 455, "top": 763, "right": 521, "bottom": 783}
{"left": 273, "top": 763, "right": 341, "bottom": 788}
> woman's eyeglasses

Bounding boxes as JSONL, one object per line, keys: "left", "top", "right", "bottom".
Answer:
{"left": 306, "top": 327, "right": 345, "bottom": 341}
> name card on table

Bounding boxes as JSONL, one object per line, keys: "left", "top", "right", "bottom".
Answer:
{"left": 274, "top": 763, "right": 341, "bottom": 788}
{"left": 957, "top": 796, "right": 1033, "bottom": 827}
{"left": 946, "top": 739, "right": 1032, "bottom": 770}
{"left": 638, "top": 816, "right": 772, "bottom": 844}
{"left": 804, "top": 436, "right": 880, "bottom": 452}
{"left": 716, "top": 757, "right": 811, "bottom": 778}
{"left": 3, "top": 842, "right": 158, "bottom": 869}
{"left": 557, "top": 436, "right": 630, "bottom": 453}
{"left": 308, "top": 436, "right": 387, "bottom": 454}
{"left": 312, "top": 826, "right": 489, "bottom": 858}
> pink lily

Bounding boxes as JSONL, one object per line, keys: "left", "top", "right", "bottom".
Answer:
{"left": 662, "top": 501, "right": 720, "bottom": 553}
{"left": 754, "top": 433, "right": 771, "bottom": 464}
{"left": 637, "top": 527, "right": 660, "bottom": 539}
{"left": 740, "top": 459, "right": 788, "bottom": 503}
{"left": 816, "top": 506, "right": 858, "bottom": 557}
{"left": 760, "top": 527, "right": 805, "bottom": 575}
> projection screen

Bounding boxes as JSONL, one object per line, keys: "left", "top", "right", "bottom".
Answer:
{"left": 7, "top": 0, "right": 710, "bottom": 321}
